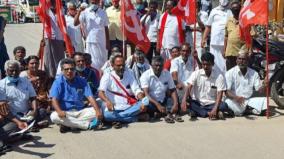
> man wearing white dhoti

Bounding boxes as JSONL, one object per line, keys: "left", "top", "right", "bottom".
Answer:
{"left": 201, "top": 0, "right": 231, "bottom": 72}
{"left": 225, "top": 53, "right": 267, "bottom": 116}
{"left": 65, "top": 2, "right": 84, "bottom": 53}
{"left": 74, "top": 0, "right": 110, "bottom": 70}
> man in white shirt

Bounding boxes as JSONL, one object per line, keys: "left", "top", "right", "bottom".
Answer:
{"left": 98, "top": 54, "right": 148, "bottom": 128}
{"left": 225, "top": 53, "right": 267, "bottom": 116}
{"left": 181, "top": 52, "right": 228, "bottom": 120}
{"left": 65, "top": 2, "right": 84, "bottom": 53}
{"left": 157, "top": 0, "right": 186, "bottom": 59}
{"left": 141, "top": 1, "right": 160, "bottom": 63}
{"left": 140, "top": 56, "right": 182, "bottom": 123}
{"left": 74, "top": 0, "right": 110, "bottom": 70}
{"left": 201, "top": 0, "right": 231, "bottom": 72}
{"left": 170, "top": 43, "right": 200, "bottom": 102}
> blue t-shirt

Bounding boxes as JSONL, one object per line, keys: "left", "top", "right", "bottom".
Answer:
{"left": 50, "top": 75, "right": 93, "bottom": 111}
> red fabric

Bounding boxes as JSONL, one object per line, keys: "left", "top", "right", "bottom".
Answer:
{"left": 110, "top": 75, "right": 137, "bottom": 106}
{"left": 239, "top": 0, "right": 268, "bottom": 47}
{"left": 158, "top": 13, "right": 185, "bottom": 49}
{"left": 55, "top": 0, "right": 74, "bottom": 56}
{"left": 172, "top": 0, "right": 196, "bottom": 25}
{"left": 36, "top": 0, "right": 74, "bottom": 56}
{"left": 36, "top": 0, "right": 52, "bottom": 38}
{"left": 120, "top": 0, "right": 150, "bottom": 54}
{"left": 163, "top": 59, "right": 172, "bottom": 70}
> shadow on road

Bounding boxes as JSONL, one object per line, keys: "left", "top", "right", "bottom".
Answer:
{"left": 12, "top": 136, "right": 55, "bottom": 158}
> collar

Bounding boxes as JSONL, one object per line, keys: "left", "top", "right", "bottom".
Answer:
{"left": 149, "top": 68, "right": 165, "bottom": 79}
{"left": 111, "top": 69, "right": 127, "bottom": 80}
{"left": 236, "top": 66, "right": 249, "bottom": 78}
{"left": 111, "top": 5, "right": 120, "bottom": 11}
{"left": 5, "top": 77, "right": 22, "bottom": 85}
{"left": 200, "top": 68, "right": 217, "bottom": 79}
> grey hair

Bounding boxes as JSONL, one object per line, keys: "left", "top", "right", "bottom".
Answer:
{"left": 110, "top": 54, "right": 124, "bottom": 64}
{"left": 60, "top": 58, "right": 75, "bottom": 70}
{"left": 110, "top": 52, "right": 123, "bottom": 63}
{"left": 151, "top": 56, "right": 164, "bottom": 65}
{"left": 4, "top": 60, "right": 21, "bottom": 71}
{"left": 67, "top": 2, "right": 76, "bottom": 8}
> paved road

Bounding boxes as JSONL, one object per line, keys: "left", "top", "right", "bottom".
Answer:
{"left": 2, "top": 24, "right": 284, "bottom": 159}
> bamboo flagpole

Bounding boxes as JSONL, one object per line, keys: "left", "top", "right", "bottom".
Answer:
{"left": 122, "top": 0, "right": 126, "bottom": 58}
{"left": 193, "top": 0, "right": 197, "bottom": 70}
{"left": 265, "top": 0, "right": 270, "bottom": 119}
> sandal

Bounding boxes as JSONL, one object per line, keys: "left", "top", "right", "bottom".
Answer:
{"left": 164, "top": 114, "right": 175, "bottom": 124}
{"left": 112, "top": 122, "right": 122, "bottom": 129}
{"left": 173, "top": 115, "right": 184, "bottom": 122}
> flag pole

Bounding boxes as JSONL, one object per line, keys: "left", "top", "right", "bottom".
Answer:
{"left": 265, "top": 0, "right": 270, "bottom": 119}
{"left": 193, "top": 0, "right": 197, "bottom": 70}
{"left": 122, "top": 0, "right": 126, "bottom": 58}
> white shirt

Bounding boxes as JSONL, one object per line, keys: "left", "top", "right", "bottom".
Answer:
{"left": 158, "top": 13, "right": 186, "bottom": 49}
{"left": 225, "top": 66, "right": 262, "bottom": 99}
{"left": 140, "top": 68, "right": 175, "bottom": 103}
{"left": 44, "top": 10, "right": 63, "bottom": 40}
{"left": 170, "top": 56, "right": 196, "bottom": 85}
{"left": 206, "top": 6, "right": 231, "bottom": 45}
{"left": 0, "top": 77, "right": 36, "bottom": 116}
{"left": 79, "top": 7, "right": 109, "bottom": 43}
{"left": 99, "top": 69, "right": 143, "bottom": 110}
{"left": 187, "top": 68, "right": 226, "bottom": 105}
{"left": 141, "top": 13, "right": 160, "bottom": 42}
{"left": 65, "top": 15, "right": 84, "bottom": 52}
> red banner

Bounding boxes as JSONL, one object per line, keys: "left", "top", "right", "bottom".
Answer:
{"left": 36, "top": 0, "right": 52, "bottom": 38}
{"left": 239, "top": 0, "right": 268, "bottom": 46}
{"left": 36, "top": 0, "right": 74, "bottom": 55}
{"left": 172, "top": 0, "right": 196, "bottom": 25}
{"left": 55, "top": 0, "right": 74, "bottom": 55}
{"left": 120, "top": 0, "right": 150, "bottom": 54}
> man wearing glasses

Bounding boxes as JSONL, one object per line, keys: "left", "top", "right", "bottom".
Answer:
{"left": 50, "top": 58, "right": 102, "bottom": 133}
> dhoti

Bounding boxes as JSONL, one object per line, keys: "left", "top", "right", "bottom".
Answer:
{"left": 86, "top": 42, "right": 108, "bottom": 70}
{"left": 225, "top": 97, "right": 267, "bottom": 116}
{"left": 210, "top": 45, "right": 226, "bottom": 73}
{"left": 44, "top": 39, "right": 65, "bottom": 78}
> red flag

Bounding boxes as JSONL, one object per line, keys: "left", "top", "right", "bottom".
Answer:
{"left": 55, "top": 0, "right": 74, "bottom": 55}
{"left": 239, "top": 0, "right": 268, "bottom": 46}
{"left": 36, "top": 0, "right": 52, "bottom": 38}
{"left": 36, "top": 0, "right": 74, "bottom": 56}
{"left": 172, "top": 0, "right": 196, "bottom": 25}
{"left": 120, "top": 0, "right": 150, "bottom": 54}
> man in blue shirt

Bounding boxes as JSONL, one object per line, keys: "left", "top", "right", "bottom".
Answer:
{"left": 50, "top": 58, "right": 102, "bottom": 133}
{"left": 73, "top": 52, "right": 100, "bottom": 98}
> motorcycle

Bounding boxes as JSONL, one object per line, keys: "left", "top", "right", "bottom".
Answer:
{"left": 249, "top": 38, "right": 284, "bottom": 108}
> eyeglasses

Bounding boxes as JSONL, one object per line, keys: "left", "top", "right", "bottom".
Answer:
{"left": 63, "top": 67, "right": 75, "bottom": 72}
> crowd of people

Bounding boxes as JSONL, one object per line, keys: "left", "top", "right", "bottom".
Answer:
{"left": 0, "top": 0, "right": 269, "bottom": 155}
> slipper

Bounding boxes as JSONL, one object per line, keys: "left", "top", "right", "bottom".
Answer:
{"left": 112, "top": 122, "right": 122, "bottom": 129}
{"left": 164, "top": 114, "right": 175, "bottom": 124}
{"left": 173, "top": 115, "right": 184, "bottom": 122}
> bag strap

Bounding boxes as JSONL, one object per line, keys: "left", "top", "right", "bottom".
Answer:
{"left": 107, "top": 89, "right": 129, "bottom": 99}
{"left": 110, "top": 75, "right": 131, "bottom": 97}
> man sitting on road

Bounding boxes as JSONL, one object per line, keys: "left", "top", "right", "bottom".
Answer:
{"left": 140, "top": 56, "right": 183, "bottom": 123}
{"left": 128, "top": 50, "right": 150, "bottom": 87}
{"left": 0, "top": 60, "right": 38, "bottom": 126}
{"left": 225, "top": 52, "right": 267, "bottom": 116}
{"left": 0, "top": 98, "right": 30, "bottom": 155}
{"left": 170, "top": 43, "right": 200, "bottom": 103}
{"left": 50, "top": 58, "right": 102, "bottom": 133}
{"left": 181, "top": 52, "right": 229, "bottom": 120}
{"left": 98, "top": 54, "right": 149, "bottom": 129}
{"left": 73, "top": 52, "right": 100, "bottom": 98}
